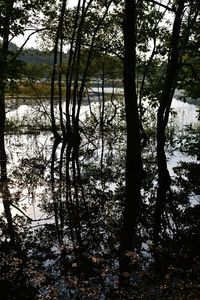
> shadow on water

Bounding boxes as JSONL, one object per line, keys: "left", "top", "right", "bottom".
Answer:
{"left": 0, "top": 99, "right": 200, "bottom": 299}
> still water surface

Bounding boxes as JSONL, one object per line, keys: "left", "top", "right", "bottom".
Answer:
{"left": 2, "top": 97, "right": 199, "bottom": 221}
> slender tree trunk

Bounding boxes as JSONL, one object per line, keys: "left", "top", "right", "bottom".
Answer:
{"left": 0, "top": 1, "right": 14, "bottom": 180}
{"left": 0, "top": 41, "right": 7, "bottom": 181}
{"left": 0, "top": 81, "right": 7, "bottom": 180}
{"left": 0, "top": 51, "right": 7, "bottom": 180}
{"left": 50, "top": 0, "right": 67, "bottom": 143}
{"left": 120, "top": 0, "right": 143, "bottom": 254}
{"left": 51, "top": 140, "right": 63, "bottom": 244}
{"left": 0, "top": 1, "right": 16, "bottom": 245}
{"left": 153, "top": 0, "right": 185, "bottom": 245}
{"left": 2, "top": 181, "right": 16, "bottom": 243}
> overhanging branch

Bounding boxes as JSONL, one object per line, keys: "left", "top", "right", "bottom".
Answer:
{"left": 9, "top": 28, "right": 48, "bottom": 62}
{"left": 146, "top": 0, "right": 175, "bottom": 13}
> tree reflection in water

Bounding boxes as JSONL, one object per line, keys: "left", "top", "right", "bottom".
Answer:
{"left": 0, "top": 102, "right": 200, "bottom": 299}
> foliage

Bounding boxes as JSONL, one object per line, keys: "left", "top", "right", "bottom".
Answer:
{"left": 1, "top": 0, "right": 200, "bottom": 298}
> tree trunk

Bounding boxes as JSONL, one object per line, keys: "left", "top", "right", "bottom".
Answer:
{"left": 0, "top": 1, "right": 14, "bottom": 180}
{"left": 120, "top": 0, "right": 143, "bottom": 254}
{"left": 0, "top": 81, "right": 7, "bottom": 180}
{"left": 50, "top": 0, "right": 67, "bottom": 143}
{"left": 153, "top": 0, "right": 185, "bottom": 245}
{"left": 2, "top": 182, "right": 16, "bottom": 243}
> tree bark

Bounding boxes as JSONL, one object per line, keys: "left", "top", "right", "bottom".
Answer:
{"left": 50, "top": 0, "right": 67, "bottom": 143}
{"left": 0, "top": 77, "right": 7, "bottom": 180}
{"left": 0, "top": 1, "right": 14, "bottom": 180}
{"left": 153, "top": 0, "right": 185, "bottom": 245}
{"left": 120, "top": 0, "right": 143, "bottom": 254}
{"left": 2, "top": 182, "right": 16, "bottom": 243}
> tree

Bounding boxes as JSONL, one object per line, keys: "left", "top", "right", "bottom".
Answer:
{"left": 119, "top": 0, "right": 143, "bottom": 257}
{"left": 0, "top": 0, "right": 57, "bottom": 180}
{"left": 153, "top": 0, "right": 200, "bottom": 245}
{"left": 177, "top": 1, "right": 200, "bottom": 99}
{"left": 0, "top": 0, "right": 15, "bottom": 180}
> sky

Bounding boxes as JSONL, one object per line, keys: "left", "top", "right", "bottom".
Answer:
{"left": 12, "top": 0, "right": 77, "bottom": 49}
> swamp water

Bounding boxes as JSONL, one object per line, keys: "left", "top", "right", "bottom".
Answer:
{"left": 0, "top": 94, "right": 199, "bottom": 299}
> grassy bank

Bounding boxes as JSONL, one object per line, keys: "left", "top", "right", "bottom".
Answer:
{"left": 6, "top": 82, "right": 64, "bottom": 98}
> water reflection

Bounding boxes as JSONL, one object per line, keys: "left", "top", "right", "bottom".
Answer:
{"left": 0, "top": 96, "right": 199, "bottom": 299}
{"left": 1, "top": 180, "right": 16, "bottom": 243}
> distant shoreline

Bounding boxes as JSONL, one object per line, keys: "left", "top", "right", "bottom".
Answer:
{"left": 5, "top": 89, "right": 200, "bottom": 106}
{"left": 174, "top": 90, "right": 200, "bottom": 106}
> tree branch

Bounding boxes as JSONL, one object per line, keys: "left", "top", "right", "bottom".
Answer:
{"left": 146, "top": 0, "right": 175, "bottom": 13}
{"left": 11, "top": 203, "right": 53, "bottom": 223}
{"left": 8, "top": 28, "right": 48, "bottom": 62}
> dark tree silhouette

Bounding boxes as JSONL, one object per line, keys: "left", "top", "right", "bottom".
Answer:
{"left": 154, "top": 0, "right": 187, "bottom": 245}
{"left": 120, "top": 0, "right": 143, "bottom": 254}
